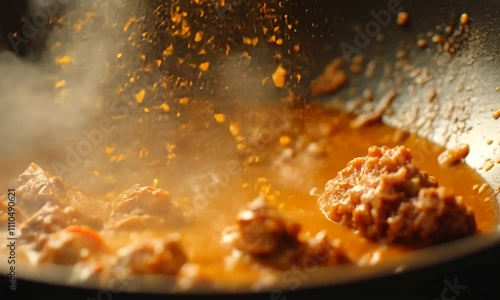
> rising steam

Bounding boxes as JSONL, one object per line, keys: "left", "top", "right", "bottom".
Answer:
{"left": 0, "top": 0, "right": 137, "bottom": 186}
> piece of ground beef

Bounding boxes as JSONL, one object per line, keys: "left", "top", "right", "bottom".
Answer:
{"left": 318, "top": 145, "right": 476, "bottom": 246}
{"left": 110, "top": 185, "right": 185, "bottom": 229}
{"left": 225, "top": 196, "right": 350, "bottom": 269}
{"left": 19, "top": 202, "right": 103, "bottom": 251}
{"left": 388, "top": 187, "right": 476, "bottom": 245}
{"left": 112, "top": 234, "right": 187, "bottom": 276}
{"left": 15, "top": 163, "right": 88, "bottom": 215}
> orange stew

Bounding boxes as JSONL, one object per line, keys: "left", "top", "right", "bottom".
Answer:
{"left": 0, "top": 102, "right": 497, "bottom": 290}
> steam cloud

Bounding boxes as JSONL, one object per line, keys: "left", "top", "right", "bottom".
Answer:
{"left": 0, "top": 0, "right": 134, "bottom": 183}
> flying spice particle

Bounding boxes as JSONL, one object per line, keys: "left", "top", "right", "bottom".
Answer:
{"left": 214, "top": 113, "right": 227, "bottom": 123}
{"left": 105, "top": 146, "right": 116, "bottom": 155}
{"left": 135, "top": 89, "right": 146, "bottom": 104}
{"left": 55, "top": 80, "right": 67, "bottom": 88}
{"left": 55, "top": 56, "right": 72, "bottom": 65}
{"left": 159, "top": 103, "right": 170, "bottom": 112}
{"left": 272, "top": 65, "right": 287, "bottom": 88}
{"left": 164, "top": 44, "right": 174, "bottom": 56}
{"left": 229, "top": 122, "right": 240, "bottom": 136}
{"left": 195, "top": 31, "right": 203, "bottom": 42}
{"left": 199, "top": 62, "right": 210, "bottom": 71}
{"left": 460, "top": 13, "right": 469, "bottom": 25}
{"left": 397, "top": 12, "right": 409, "bottom": 26}
{"left": 179, "top": 97, "right": 190, "bottom": 105}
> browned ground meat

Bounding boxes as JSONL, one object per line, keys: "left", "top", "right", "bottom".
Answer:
{"left": 226, "top": 196, "right": 350, "bottom": 269}
{"left": 112, "top": 234, "right": 187, "bottom": 276}
{"left": 318, "top": 146, "right": 476, "bottom": 246}
{"left": 109, "top": 184, "right": 185, "bottom": 229}
{"left": 19, "top": 202, "right": 103, "bottom": 251}
{"left": 38, "top": 226, "right": 108, "bottom": 265}
{"left": 15, "top": 163, "right": 88, "bottom": 215}
{"left": 388, "top": 187, "right": 476, "bottom": 245}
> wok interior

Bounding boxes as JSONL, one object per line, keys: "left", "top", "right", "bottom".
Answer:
{"left": 0, "top": 0, "right": 500, "bottom": 293}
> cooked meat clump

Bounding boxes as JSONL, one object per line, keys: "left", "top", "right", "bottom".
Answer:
{"left": 15, "top": 163, "right": 89, "bottom": 215}
{"left": 226, "top": 196, "right": 350, "bottom": 269}
{"left": 113, "top": 234, "right": 187, "bottom": 276}
{"left": 318, "top": 146, "right": 476, "bottom": 246}
{"left": 388, "top": 187, "right": 476, "bottom": 245}
{"left": 109, "top": 184, "right": 184, "bottom": 230}
{"left": 19, "top": 202, "right": 103, "bottom": 250}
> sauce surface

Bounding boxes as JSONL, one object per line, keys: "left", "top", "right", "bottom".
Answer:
{"left": 0, "top": 100, "right": 498, "bottom": 289}
{"left": 167, "top": 102, "right": 498, "bottom": 287}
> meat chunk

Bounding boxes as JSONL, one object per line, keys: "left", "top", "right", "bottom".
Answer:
{"left": 112, "top": 234, "right": 187, "bottom": 276}
{"left": 109, "top": 184, "right": 184, "bottom": 229}
{"left": 224, "top": 196, "right": 350, "bottom": 269}
{"left": 19, "top": 202, "right": 103, "bottom": 251}
{"left": 38, "top": 226, "right": 107, "bottom": 265}
{"left": 15, "top": 163, "right": 88, "bottom": 215}
{"left": 388, "top": 187, "right": 476, "bottom": 245}
{"left": 235, "top": 198, "right": 301, "bottom": 257}
{"left": 318, "top": 146, "right": 477, "bottom": 246}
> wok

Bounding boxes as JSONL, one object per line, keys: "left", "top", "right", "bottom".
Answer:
{"left": 0, "top": 0, "right": 500, "bottom": 299}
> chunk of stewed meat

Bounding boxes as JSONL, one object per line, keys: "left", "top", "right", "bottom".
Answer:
{"left": 15, "top": 163, "right": 88, "bottom": 215}
{"left": 388, "top": 187, "right": 476, "bottom": 245}
{"left": 318, "top": 146, "right": 476, "bottom": 246}
{"left": 38, "top": 226, "right": 107, "bottom": 265}
{"left": 225, "top": 196, "right": 350, "bottom": 269}
{"left": 112, "top": 234, "right": 187, "bottom": 276}
{"left": 109, "top": 184, "right": 185, "bottom": 229}
{"left": 19, "top": 202, "right": 103, "bottom": 251}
